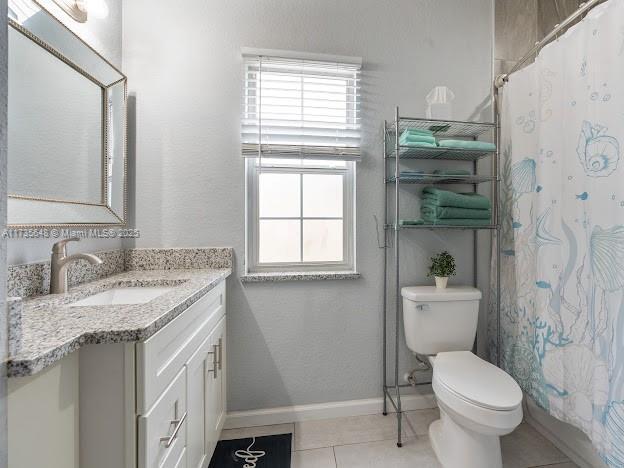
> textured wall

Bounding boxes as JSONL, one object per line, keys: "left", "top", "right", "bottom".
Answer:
{"left": 7, "top": 0, "right": 124, "bottom": 266}
{"left": 124, "top": 0, "right": 494, "bottom": 411}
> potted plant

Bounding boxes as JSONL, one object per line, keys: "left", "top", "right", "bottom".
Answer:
{"left": 427, "top": 251, "right": 456, "bottom": 289}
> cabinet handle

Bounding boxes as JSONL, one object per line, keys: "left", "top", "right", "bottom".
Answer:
{"left": 160, "top": 411, "right": 187, "bottom": 448}
{"left": 217, "top": 337, "right": 223, "bottom": 370}
{"left": 206, "top": 345, "right": 218, "bottom": 379}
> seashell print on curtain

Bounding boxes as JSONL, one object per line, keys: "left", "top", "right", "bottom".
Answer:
{"left": 490, "top": 0, "right": 624, "bottom": 465}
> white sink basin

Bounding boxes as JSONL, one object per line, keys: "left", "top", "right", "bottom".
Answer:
{"left": 69, "top": 287, "right": 174, "bottom": 307}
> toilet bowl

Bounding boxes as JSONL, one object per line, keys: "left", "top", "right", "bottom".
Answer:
{"left": 401, "top": 286, "right": 523, "bottom": 468}
{"left": 429, "top": 351, "right": 523, "bottom": 468}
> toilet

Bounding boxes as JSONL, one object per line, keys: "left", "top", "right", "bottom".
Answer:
{"left": 401, "top": 286, "right": 523, "bottom": 468}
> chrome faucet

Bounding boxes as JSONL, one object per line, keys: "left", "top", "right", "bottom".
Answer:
{"left": 50, "top": 238, "right": 103, "bottom": 294}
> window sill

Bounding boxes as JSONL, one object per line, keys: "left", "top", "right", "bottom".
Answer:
{"left": 240, "top": 271, "right": 361, "bottom": 283}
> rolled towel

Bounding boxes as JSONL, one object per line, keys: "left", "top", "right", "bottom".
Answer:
{"left": 422, "top": 187, "right": 491, "bottom": 210}
{"left": 421, "top": 203, "right": 491, "bottom": 220}
{"left": 438, "top": 140, "right": 496, "bottom": 151}
{"left": 400, "top": 219, "right": 425, "bottom": 226}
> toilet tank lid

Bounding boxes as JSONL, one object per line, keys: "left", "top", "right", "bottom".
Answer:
{"left": 401, "top": 286, "right": 482, "bottom": 302}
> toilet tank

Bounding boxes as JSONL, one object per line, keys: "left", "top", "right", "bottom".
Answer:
{"left": 401, "top": 286, "right": 482, "bottom": 355}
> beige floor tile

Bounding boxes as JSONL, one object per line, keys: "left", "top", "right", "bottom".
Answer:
{"left": 502, "top": 423, "right": 570, "bottom": 468}
{"left": 294, "top": 413, "right": 413, "bottom": 451}
{"left": 333, "top": 437, "right": 441, "bottom": 468}
{"left": 220, "top": 423, "right": 294, "bottom": 441}
{"left": 404, "top": 408, "right": 440, "bottom": 435}
{"left": 293, "top": 448, "right": 337, "bottom": 468}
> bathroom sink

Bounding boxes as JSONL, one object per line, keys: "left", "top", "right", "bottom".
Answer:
{"left": 68, "top": 286, "right": 174, "bottom": 307}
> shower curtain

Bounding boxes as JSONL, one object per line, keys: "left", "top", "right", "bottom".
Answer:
{"left": 493, "top": 0, "right": 624, "bottom": 465}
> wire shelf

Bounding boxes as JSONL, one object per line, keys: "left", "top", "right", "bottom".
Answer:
{"left": 382, "top": 108, "right": 501, "bottom": 449}
{"left": 388, "top": 117, "right": 495, "bottom": 138}
{"left": 385, "top": 223, "right": 498, "bottom": 231}
{"left": 386, "top": 175, "right": 495, "bottom": 185}
{"left": 386, "top": 145, "right": 495, "bottom": 161}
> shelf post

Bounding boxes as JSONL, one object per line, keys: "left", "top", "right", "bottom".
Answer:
{"left": 394, "top": 106, "right": 402, "bottom": 448}
{"left": 382, "top": 120, "right": 388, "bottom": 416}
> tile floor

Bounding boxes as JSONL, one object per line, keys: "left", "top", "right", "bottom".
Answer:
{"left": 220, "top": 408, "right": 579, "bottom": 468}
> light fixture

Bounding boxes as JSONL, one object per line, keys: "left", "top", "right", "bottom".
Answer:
{"left": 52, "top": 0, "right": 109, "bottom": 23}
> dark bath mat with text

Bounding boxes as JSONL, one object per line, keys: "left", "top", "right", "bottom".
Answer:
{"left": 208, "top": 433, "right": 292, "bottom": 468}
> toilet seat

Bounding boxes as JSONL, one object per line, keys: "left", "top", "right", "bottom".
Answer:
{"left": 433, "top": 351, "right": 522, "bottom": 411}
{"left": 432, "top": 352, "right": 523, "bottom": 435}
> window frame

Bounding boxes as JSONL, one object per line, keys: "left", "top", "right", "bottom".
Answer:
{"left": 245, "top": 158, "right": 356, "bottom": 274}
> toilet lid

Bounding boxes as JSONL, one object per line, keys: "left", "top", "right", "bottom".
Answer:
{"left": 434, "top": 351, "right": 523, "bottom": 411}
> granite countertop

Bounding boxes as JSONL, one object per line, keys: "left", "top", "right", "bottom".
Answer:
{"left": 8, "top": 268, "right": 231, "bottom": 378}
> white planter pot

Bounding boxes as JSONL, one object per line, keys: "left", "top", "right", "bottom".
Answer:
{"left": 435, "top": 276, "right": 449, "bottom": 289}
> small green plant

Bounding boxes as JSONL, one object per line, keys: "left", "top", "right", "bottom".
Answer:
{"left": 427, "top": 251, "right": 456, "bottom": 278}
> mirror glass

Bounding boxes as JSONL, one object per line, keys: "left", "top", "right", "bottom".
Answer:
{"left": 7, "top": 0, "right": 126, "bottom": 226}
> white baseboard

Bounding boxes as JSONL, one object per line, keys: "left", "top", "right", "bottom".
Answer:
{"left": 225, "top": 392, "right": 437, "bottom": 429}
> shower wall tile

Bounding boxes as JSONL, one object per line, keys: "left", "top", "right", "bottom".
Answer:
{"left": 538, "top": 0, "right": 581, "bottom": 40}
{"left": 495, "top": 58, "right": 519, "bottom": 76}
{"left": 495, "top": 0, "right": 538, "bottom": 62}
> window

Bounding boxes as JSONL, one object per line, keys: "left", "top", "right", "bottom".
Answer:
{"left": 242, "top": 51, "right": 361, "bottom": 273}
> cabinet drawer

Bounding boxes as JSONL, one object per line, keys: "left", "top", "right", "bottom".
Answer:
{"left": 137, "top": 281, "right": 226, "bottom": 412}
{"left": 138, "top": 368, "right": 187, "bottom": 468}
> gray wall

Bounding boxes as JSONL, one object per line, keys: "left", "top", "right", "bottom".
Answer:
{"left": 7, "top": 0, "right": 123, "bottom": 266}
{"left": 124, "top": 0, "right": 494, "bottom": 411}
{"left": 0, "top": 0, "right": 7, "bottom": 463}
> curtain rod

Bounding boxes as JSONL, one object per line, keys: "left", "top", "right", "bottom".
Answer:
{"left": 495, "top": 0, "right": 606, "bottom": 88}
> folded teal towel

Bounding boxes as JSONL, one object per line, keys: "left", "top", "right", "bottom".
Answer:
{"left": 389, "top": 171, "right": 425, "bottom": 182}
{"left": 422, "top": 187, "right": 491, "bottom": 210}
{"left": 422, "top": 217, "right": 491, "bottom": 226}
{"left": 433, "top": 169, "right": 471, "bottom": 176}
{"left": 400, "top": 219, "right": 425, "bottom": 226}
{"left": 438, "top": 140, "right": 496, "bottom": 151}
{"left": 402, "top": 128, "right": 434, "bottom": 137}
{"left": 400, "top": 134, "right": 437, "bottom": 146}
{"left": 399, "top": 140, "right": 437, "bottom": 148}
{"left": 421, "top": 203, "right": 491, "bottom": 220}
{"left": 400, "top": 171, "right": 424, "bottom": 179}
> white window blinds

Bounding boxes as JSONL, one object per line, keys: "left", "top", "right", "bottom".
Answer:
{"left": 242, "top": 54, "right": 361, "bottom": 161}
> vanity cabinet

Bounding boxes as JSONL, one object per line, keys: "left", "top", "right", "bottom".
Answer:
{"left": 80, "top": 280, "right": 227, "bottom": 468}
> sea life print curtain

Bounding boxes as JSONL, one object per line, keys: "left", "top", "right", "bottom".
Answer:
{"left": 493, "top": 0, "right": 624, "bottom": 465}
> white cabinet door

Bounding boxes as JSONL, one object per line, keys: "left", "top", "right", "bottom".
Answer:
{"left": 214, "top": 318, "right": 226, "bottom": 432}
{"left": 205, "top": 316, "right": 226, "bottom": 461}
{"left": 185, "top": 335, "right": 212, "bottom": 468}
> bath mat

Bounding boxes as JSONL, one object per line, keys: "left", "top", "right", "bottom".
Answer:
{"left": 208, "top": 433, "right": 292, "bottom": 467}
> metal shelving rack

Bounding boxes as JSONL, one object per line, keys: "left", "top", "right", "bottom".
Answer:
{"left": 382, "top": 106, "right": 500, "bottom": 447}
